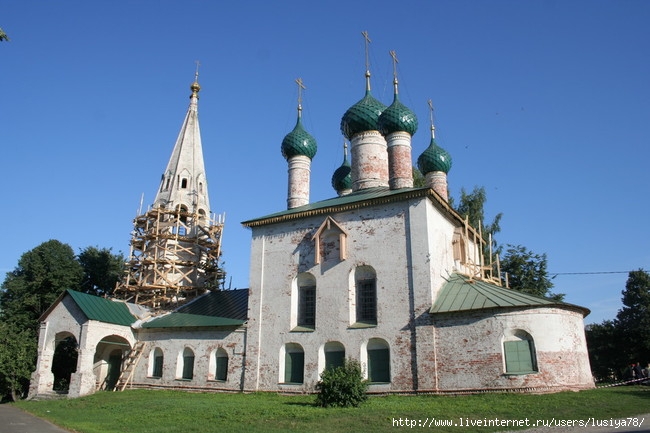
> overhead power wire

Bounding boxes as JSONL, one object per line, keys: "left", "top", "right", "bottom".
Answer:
{"left": 550, "top": 271, "right": 634, "bottom": 276}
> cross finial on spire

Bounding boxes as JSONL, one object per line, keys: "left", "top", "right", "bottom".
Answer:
{"left": 190, "top": 61, "right": 201, "bottom": 98}
{"left": 390, "top": 50, "right": 399, "bottom": 81}
{"left": 362, "top": 31, "right": 371, "bottom": 72}
{"left": 390, "top": 50, "right": 400, "bottom": 95}
{"left": 295, "top": 77, "right": 306, "bottom": 117}
{"left": 362, "top": 31, "right": 372, "bottom": 91}
{"left": 428, "top": 99, "right": 436, "bottom": 139}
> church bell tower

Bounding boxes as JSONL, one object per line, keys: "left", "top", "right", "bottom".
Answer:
{"left": 114, "top": 69, "right": 225, "bottom": 309}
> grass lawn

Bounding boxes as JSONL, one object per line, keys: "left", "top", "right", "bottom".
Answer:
{"left": 12, "top": 386, "right": 650, "bottom": 433}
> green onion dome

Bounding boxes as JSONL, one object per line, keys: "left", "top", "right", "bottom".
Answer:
{"left": 331, "top": 150, "right": 352, "bottom": 193}
{"left": 378, "top": 93, "right": 418, "bottom": 136}
{"left": 417, "top": 136, "right": 452, "bottom": 174}
{"left": 281, "top": 116, "right": 318, "bottom": 160}
{"left": 340, "top": 90, "right": 387, "bottom": 140}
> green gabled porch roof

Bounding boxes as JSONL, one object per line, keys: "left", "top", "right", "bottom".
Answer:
{"left": 430, "top": 273, "right": 590, "bottom": 317}
{"left": 65, "top": 289, "right": 137, "bottom": 326}
{"left": 141, "top": 312, "right": 245, "bottom": 328}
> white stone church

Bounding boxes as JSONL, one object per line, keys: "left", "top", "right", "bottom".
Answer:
{"left": 29, "top": 58, "right": 594, "bottom": 399}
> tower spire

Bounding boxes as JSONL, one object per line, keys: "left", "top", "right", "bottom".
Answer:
{"left": 154, "top": 70, "right": 210, "bottom": 214}
{"left": 114, "top": 70, "right": 225, "bottom": 309}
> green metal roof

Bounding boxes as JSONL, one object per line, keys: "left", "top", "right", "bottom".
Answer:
{"left": 242, "top": 186, "right": 462, "bottom": 229}
{"left": 177, "top": 289, "right": 248, "bottom": 320}
{"left": 66, "top": 289, "right": 137, "bottom": 326}
{"left": 430, "top": 273, "right": 589, "bottom": 316}
{"left": 142, "top": 313, "right": 244, "bottom": 328}
{"left": 142, "top": 289, "right": 248, "bottom": 329}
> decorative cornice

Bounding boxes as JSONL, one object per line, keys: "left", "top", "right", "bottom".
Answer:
{"left": 242, "top": 187, "right": 480, "bottom": 240}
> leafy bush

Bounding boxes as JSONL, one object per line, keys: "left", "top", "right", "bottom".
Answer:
{"left": 315, "top": 359, "right": 368, "bottom": 408}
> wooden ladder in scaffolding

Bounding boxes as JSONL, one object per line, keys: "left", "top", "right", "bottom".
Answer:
{"left": 114, "top": 342, "right": 145, "bottom": 391}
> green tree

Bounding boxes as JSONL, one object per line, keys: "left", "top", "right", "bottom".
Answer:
{"left": 585, "top": 320, "right": 626, "bottom": 382}
{"left": 78, "top": 246, "right": 124, "bottom": 297}
{"left": 499, "top": 244, "right": 564, "bottom": 300}
{"left": 452, "top": 187, "right": 562, "bottom": 300}
{"left": 1, "top": 240, "right": 83, "bottom": 329}
{"left": 456, "top": 186, "right": 502, "bottom": 259}
{"left": 615, "top": 269, "right": 650, "bottom": 365}
{"left": 0, "top": 240, "right": 83, "bottom": 400}
{"left": 0, "top": 27, "right": 9, "bottom": 42}
{"left": 0, "top": 322, "right": 36, "bottom": 401}
{"left": 412, "top": 166, "right": 425, "bottom": 188}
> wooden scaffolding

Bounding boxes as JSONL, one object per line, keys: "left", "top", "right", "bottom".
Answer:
{"left": 113, "top": 206, "right": 225, "bottom": 310}
{"left": 454, "top": 216, "right": 503, "bottom": 287}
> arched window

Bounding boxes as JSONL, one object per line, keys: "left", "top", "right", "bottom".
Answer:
{"left": 355, "top": 266, "right": 377, "bottom": 325}
{"left": 283, "top": 343, "right": 304, "bottom": 384}
{"left": 179, "top": 347, "right": 194, "bottom": 380}
{"left": 177, "top": 204, "right": 188, "bottom": 227}
{"left": 215, "top": 348, "right": 228, "bottom": 381}
{"left": 324, "top": 341, "right": 345, "bottom": 371}
{"left": 298, "top": 282, "right": 316, "bottom": 328}
{"left": 292, "top": 273, "right": 316, "bottom": 330}
{"left": 503, "top": 330, "right": 537, "bottom": 374}
{"left": 149, "top": 347, "right": 164, "bottom": 378}
{"left": 367, "top": 338, "right": 390, "bottom": 383}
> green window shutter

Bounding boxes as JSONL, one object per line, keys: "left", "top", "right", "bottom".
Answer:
{"left": 285, "top": 351, "right": 304, "bottom": 384}
{"left": 504, "top": 340, "right": 534, "bottom": 373}
{"left": 216, "top": 356, "right": 228, "bottom": 381}
{"left": 182, "top": 355, "right": 194, "bottom": 379}
{"left": 368, "top": 348, "right": 390, "bottom": 383}
{"left": 325, "top": 351, "right": 345, "bottom": 370}
{"left": 153, "top": 355, "right": 163, "bottom": 378}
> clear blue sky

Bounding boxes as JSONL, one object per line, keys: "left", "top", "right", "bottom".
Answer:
{"left": 2, "top": 0, "right": 648, "bottom": 325}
